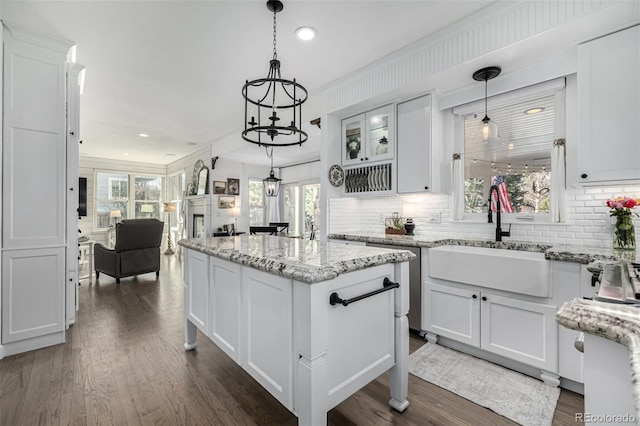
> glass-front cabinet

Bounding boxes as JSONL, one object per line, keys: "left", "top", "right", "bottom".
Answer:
{"left": 341, "top": 104, "right": 394, "bottom": 166}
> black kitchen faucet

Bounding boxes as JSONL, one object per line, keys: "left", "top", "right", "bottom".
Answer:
{"left": 488, "top": 185, "right": 511, "bottom": 242}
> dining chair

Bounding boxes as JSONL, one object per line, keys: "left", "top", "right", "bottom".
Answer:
{"left": 269, "top": 222, "right": 289, "bottom": 234}
{"left": 249, "top": 226, "right": 278, "bottom": 235}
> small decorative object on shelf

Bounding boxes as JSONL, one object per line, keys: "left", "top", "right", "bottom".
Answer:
{"left": 606, "top": 196, "right": 638, "bottom": 251}
{"left": 385, "top": 212, "right": 406, "bottom": 235}
{"left": 376, "top": 136, "right": 388, "bottom": 155}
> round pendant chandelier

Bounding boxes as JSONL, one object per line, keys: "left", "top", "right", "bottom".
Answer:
{"left": 242, "top": 0, "right": 308, "bottom": 147}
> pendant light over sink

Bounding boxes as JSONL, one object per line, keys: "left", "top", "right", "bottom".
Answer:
{"left": 472, "top": 66, "right": 501, "bottom": 144}
{"left": 242, "top": 0, "right": 308, "bottom": 148}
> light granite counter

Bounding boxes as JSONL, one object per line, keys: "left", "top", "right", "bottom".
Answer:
{"left": 328, "top": 232, "right": 640, "bottom": 264}
{"left": 557, "top": 298, "right": 640, "bottom": 424}
{"left": 178, "top": 235, "right": 416, "bottom": 284}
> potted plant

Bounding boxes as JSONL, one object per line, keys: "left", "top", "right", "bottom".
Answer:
{"left": 347, "top": 137, "right": 360, "bottom": 159}
{"left": 385, "top": 212, "right": 406, "bottom": 235}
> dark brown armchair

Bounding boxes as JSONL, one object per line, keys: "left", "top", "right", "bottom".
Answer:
{"left": 94, "top": 219, "right": 164, "bottom": 284}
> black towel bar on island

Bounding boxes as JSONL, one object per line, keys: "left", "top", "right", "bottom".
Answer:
{"left": 329, "top": 277, "right": 399, "bottom": 307}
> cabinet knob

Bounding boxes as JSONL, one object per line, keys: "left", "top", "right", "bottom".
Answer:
{"left": 472, "top": 294, "right": 477, "bottom": 299}
{"left": 481, "top": 296, "right": 487, "bottom": 301}
{"left": 79, "top": 140, "right": 83, "bottom": 144}
{"left": 70, "top": 131, "right": 75, "bottom": 135}
{"left": 360, "top": 158, "right": 364, "bottom": 161}
{"left": 424, "top": 186, "right": 429, "bottom": 190}
{"left": 365, "top": 157, "right": 369, "bottom": 161}
{"left": 581, "top": 173, "right": 588, "bottom": 179}
{"left": 69, "top": 187, "right": 74, "bottom": 191}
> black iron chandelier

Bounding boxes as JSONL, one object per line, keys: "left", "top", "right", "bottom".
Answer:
{"left": 263, "top": 147, "right": 282, "bottom": 197}
{"left": 242, "top": 0, "right": 308, "bottom": 147}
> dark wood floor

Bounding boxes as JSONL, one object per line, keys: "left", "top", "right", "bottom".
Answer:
{"left": 1, "top": 254, "right": 583, "bottom": 425}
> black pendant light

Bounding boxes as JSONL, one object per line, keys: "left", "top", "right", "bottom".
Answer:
{"left": 242, "top": 0, "right": 308, "bottom": 147}
{"left": 263, "top": 147, "right": 282, "bottom": 197}
{"left": 472, "top": 66, "right": 501, "bottom": 144}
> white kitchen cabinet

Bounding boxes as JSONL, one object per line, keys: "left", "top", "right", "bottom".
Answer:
{"left": 1, "top": 23, "right": 76, "bottom": 356}
{"left": 397, "top": 95, "right": 434, "bottom": 193}
{"left": 423, "top": 281, "right": 479, "bottom": 346}
{"left": 66, "top": 63, "right": 85, "bottom": 328}
{"left": 184, "top": 249, "right": 209, "bottom": 334}
{"left": 243, "top": 267, "right": 294, "bottom": 410}
{"left": 423, "top": 281, "right": 557, "bottom": 372}
{"left": 341, "top": 104, "right": 395, "bottom": 166}
{"left": 210, "top": 257, "right": 242, "bottom": 362}
{"left": 576, "top": 25, "right": 640, "bottom": 184}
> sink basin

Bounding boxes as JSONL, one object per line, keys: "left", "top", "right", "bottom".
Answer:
{"left": 428, "top": 245, "right": 550, "bottom": 297}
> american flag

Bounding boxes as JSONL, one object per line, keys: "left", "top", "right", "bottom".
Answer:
{"left": 490, "top": 176, "right": 514, "bottom": 213}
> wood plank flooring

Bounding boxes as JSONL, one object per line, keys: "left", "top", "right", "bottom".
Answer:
{"left": 1, "top": 254, "right": 583, "bottom": 425}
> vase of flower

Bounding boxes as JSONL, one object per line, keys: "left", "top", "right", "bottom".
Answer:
{"left": 607, "top": 196, "right": 638, "bottom": 251}
{"left": 614, "top": 214, "right": 635, "bottom": 250}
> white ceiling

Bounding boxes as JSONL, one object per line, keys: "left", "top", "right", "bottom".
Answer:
{"left": 1, "top": 0, "right": 495, "bottom": 167}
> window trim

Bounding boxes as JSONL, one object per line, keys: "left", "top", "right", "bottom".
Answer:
{"left": 94, "top": 170, "right": 164, "bottom": 231}
{"left": 454, "top": 79, "right": 565, "bottom": 224}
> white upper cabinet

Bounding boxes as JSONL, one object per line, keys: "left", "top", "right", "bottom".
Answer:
{"left": 576, "top": 25, "right": 640, "bottom": 184}
{"left": 341, "top": 104, "right": 394, "bottom": 166}
{"left": 397, "top": 95, "right": 433, "bottom": 193}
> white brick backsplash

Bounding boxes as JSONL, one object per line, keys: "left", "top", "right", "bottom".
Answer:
{"left": 329, "top": 185, "right": 639, "bottom": 248}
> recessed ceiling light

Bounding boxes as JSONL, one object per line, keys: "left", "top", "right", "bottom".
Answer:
{"left": 295, "top": 27, "right": 316, "bottom": 41}
{"left": 524, "top": 107, "right": 545, "bottom": 115}
{"left": 166, "top": 153, "right": 177, "bottom": 156}
{"left": 186, "top": 142, "right": 197, "bottom": 146}
{"left": 122, "top": 152, "right": 129, "bottom": 156}
{"left": 138, "top": 133, "right": 149, "bottom": 137}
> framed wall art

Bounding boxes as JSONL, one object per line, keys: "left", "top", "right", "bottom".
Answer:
{"left": 213, "top": 180, "right": 227, "bottom": 194}
{"left": 227, "top": 178, "right": 240, "bottom": 195}
{"left": 218, "top": 196, "right": 235, "bottom": 209}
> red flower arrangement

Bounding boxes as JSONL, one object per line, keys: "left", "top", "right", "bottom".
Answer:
{"left": 606, "top": 196, "right": 639, "bottom": 217}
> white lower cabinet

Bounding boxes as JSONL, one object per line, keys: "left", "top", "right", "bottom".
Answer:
{"left": 242, "top": 267, "right": 293, "bottom": 410}
{"left": 424, "top": 281, "right": 557, "bottom": 372}
{"left": 210, "top": 258, "right": 241, "bottom": 362}
{"left": 185, "top": 249, "right": 209, "bottom": 334}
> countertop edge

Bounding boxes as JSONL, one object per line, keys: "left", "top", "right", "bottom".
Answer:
{"left": 178, "top": 238, "right": 416, "bottom": 284}
{"left": 556, "top": 298, "right": 640, "bottom": 423}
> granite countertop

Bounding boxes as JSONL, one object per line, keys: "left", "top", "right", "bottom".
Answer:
{"left": 328, "top": 232, "right": 640, "bottom": 265}
{"left": 178, "top": 235, "right": 416, "bottom": 284}
{"left": 556, "top": 298, "right": 640, "bottom": 422}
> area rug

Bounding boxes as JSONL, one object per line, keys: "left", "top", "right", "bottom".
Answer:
{"left": 409, "top": 343, "right": 560, "bottom": 426}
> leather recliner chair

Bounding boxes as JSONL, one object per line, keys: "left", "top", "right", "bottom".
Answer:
{"left": 94, "top": 218, "right": 164, "bottom": 284}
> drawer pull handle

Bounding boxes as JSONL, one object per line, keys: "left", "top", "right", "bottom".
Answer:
{"left": 329, "top": 277, "right": 399, "bottom": 307}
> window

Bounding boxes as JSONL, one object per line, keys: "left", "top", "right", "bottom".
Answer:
{"left": 459, "top": 86, "right": 562, "bottom": 219}
{"left": 135, "top": 176, "right": 162, "bottom": 218}
{"left": 95, "top": 171, "right": 163, "bottom": 229}
{"left": 248, "top": 178, "right": 265, "bottom": 225}
{"left": 283, "top": 181, "right": 320, "bottom": 238}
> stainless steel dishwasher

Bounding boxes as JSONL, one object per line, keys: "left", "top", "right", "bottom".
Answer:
{"left": 366, "top": 243, "right": 421, "bottom": 331}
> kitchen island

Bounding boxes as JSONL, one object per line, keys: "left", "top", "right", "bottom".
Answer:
{"left": 178, "top": 235, "right": 415, "bottom": 426}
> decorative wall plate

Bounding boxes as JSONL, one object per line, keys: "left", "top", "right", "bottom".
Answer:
{"left": 329, "top": 164, "right": 345, "bottom": 187}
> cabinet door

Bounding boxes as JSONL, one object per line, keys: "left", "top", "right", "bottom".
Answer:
{"left": 185, "top": 249, "right": 209, "bottom": 334}
{"left": 577, "top": 25, "right": 640, "bottom": 183}
{"left": 365, "top": 104, "right": 394, "bottom": 163}
{"left": 480, "top": 292, "right": 557, "bottom": 372}
{"left": 423, "top": 281, "right": 480, "bottom": 347}
{"left": 341, "top": 114, "right": 365, "bottom": 166}
{"left": 397, "top": 95, "right": 432, "bottom": 193}
{"left": 2, "top": 248, "right": 65, "bottom": 343}
{"left": 210, "top": 257, "right": 241, "bottom": 362}
{"left": 243, "top": 268, "right": 293, "bottom": 410}
{"left": 2, "top": 26, "right": 69, "bottom": 250}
